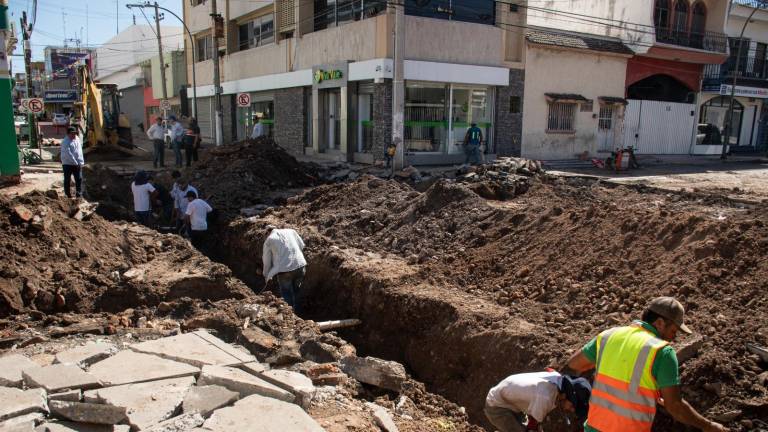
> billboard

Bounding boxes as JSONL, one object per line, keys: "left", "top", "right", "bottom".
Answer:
{"left": 46, "top": 48, "right": 91, "bottom": 79}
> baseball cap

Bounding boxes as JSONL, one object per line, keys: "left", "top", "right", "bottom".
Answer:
{"left": 66, "top": 126, "right": 77, "bottom": 134}
{"left": 560, "top": 375, "right": 592, "bottom": 422}
{"left": 647, "top": 297, "right": 692, "bottom": 334}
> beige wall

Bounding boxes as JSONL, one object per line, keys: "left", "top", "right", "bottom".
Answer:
{"left": 727, "top": 5, "right": 768, "bottom": 43}
{"left": 522, "top": 45, "right": 629, "bottom": 160}
{"left": 404, "top": 16, "right": 506, "bottom": 66}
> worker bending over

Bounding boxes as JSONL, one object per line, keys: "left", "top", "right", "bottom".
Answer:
{"left": 567, "top": 297, "right": 728, "bottom": 432}
{"left": 262, "top": 226, "right": 307, "bottom": 312}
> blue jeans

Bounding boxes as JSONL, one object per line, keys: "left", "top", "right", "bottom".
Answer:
{"left": 135, "top": 211, "right": 152, "bottom": 227}
{"left": 464, "top": 143, "right": 481, "bottom": 165}
{"left": 276, "top": 266, "right": 306, "bottom": 312}
{"left": 172, "top": 139, "right": 183, "bottom": 167}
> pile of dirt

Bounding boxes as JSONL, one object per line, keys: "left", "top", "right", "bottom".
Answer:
{"left": 0, "top": 190, "right": 253, "bottom": 318}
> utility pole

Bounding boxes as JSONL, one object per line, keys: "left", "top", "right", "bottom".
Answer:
{"left": 390, "top": 0, "right": 405, "bottom": 170}
{"left": 21, "top": 11, "right": 38, "bottom": 150}
{"left": 152, "top": 1, "right": 169, "bottom": 118}
{"left": 211, "top": 0, "right": 224, "bottom": 146}
{"left": 0, "top": 0, "right": 21, "bottom": 182}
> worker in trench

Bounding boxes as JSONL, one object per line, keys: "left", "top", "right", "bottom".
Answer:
{"left": 262, "top": 225, "right": 307, "bottom": 313}
{"left": 566, "top": 296, "right": 728, "bottom": 432}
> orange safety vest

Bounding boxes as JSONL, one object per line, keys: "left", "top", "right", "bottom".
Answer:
{"left": 586, "top": 323, "right": 669, "bottom": 432}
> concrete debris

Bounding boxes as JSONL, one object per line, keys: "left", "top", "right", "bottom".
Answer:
{"left": 197, "top": 365, "right": 294, "bottom": 403}
{"left": 22, "top": 365, "right": 101, "bottom": 393}
{"left": 365, "top": 402, "right": 399, "bottom": 432}
{"left": 306, "top": 364, "right": 346, "bottom": 387}
{"left": 144, "top": 413, "right": 204, "bottom": 432}
{"left": 181, "top": 385, "right": 239, "bottom": 418}
{"left": 88, "top": 351, "right": 199, "bottom": 387}
{"left": 0, "top": 388, "right": 47, "bottom": 421}
{"left": 47, "top": 401, "right": 126, "bottom": 425}
{"left": 239, "top": 205, "right": 272, "bottom": 217}
{"left": 340, "top": 356, "right": 407, "bottom": 392}
{"left": 0, "top": 355, "right": 40, "bottom": 388}
{"left": 83, "top": 377, "right": 195, "bottom": 431}
{"left": 202, "top": 395, "right": 325, "bottom": 432}
{"left": 237, "top": 327, "right": 278, "bottom": 358}
{"left": 258, "top": 370, "right": 315, "bottom": 408}
{"left": 35, "top": 422, "right": 130, "bottom": 432}
{"left": 54, "top": 342, "right": 117, "bottom": 367}
{"left": 0, "top": 413, "right": 44, "bottom": 432}
{"left": 69, "top": 202, "right": 98, "bottom": 222}
{"left": 236, "top": 362, "right": 269, "bottom": 376}
{"left": 299, "top": 340, "right": 339, "bottom": 364}
{"left": 129, "top": 330, "right": 255, "bottom": 368}
{"left": 264, "top": 340, "right": 302, "bottom": 366}
{"left": 48, "top": 391, "right": 81, "bottom": 403}
{"left": 11, "top": 205, "right": 34, "bottom": 223}
{"left": 676, "top": 336, "right": 704, "bottom": 364}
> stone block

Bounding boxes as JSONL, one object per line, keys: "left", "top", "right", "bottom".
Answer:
{"left": 202, "top": 395, "right": 325, "bottom": 432}
{"left": 47, "top": 401, "right": 126, "bottom": 425}
{"left": 0, "top": 413, "right": 44, "bottom": 432}
{"left": 237, "top": 362, "right": 269, "bottom": 376}
{"left": 48, "top": 391, "right": 80, "bottom": 403}
{"left": 144, "top": 413, "right": 204, "bottom": 432}
{"left": 182, "top": 385, "right": 238, "bottom": 418}
{"left": 197, "top": 365, "right": 293, "bottom": 403}
{"left": 0, "top": 387, "right": 47, "bottom": 421}
{"left": 676, "top": 336, "right": 704, "bottom": 364}
{"left": 0, "top": 355, "right": 40, "bottom": 388}
{"left": 54, "top": 342, "right": 116, "bottom": 367}
{"left": 129, "top": 331, "right": 255, "bottom": 368}
{"left": 339, "top": 356, "right": 406, "bottom": 391}
{"left": 238, "top": 328, "right": 278, "bottom": 358}
{"left": 35, "top": 422, "right": 130, "bottom": 432}
{"left": 23, "top": 365, "right": 101, "bottom": 393}
{"left": 365, "top": 402, "right": 399, "bottom": 432}
{"left": 83, "top": 377, "right": 195, "bottom": 431}
{"left": 88, "top": 352, "right": 199, "bottom": 387}
{"left": 257, "top": 370, "right": 315, "bottom": 408}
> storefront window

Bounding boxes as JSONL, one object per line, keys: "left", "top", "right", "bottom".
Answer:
{"left": 450, "top": 86, "right": 491, "bottom": 154}
{"left": 237, "top": 97, "right": 274, "bottom": 140}
{"left": 405, "top": 0, "right": 495, "bottom": 25}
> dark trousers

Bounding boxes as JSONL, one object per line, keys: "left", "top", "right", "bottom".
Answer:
{"left": 276, "top": 266, "right": 306, "bottom": 312}
{"left": 62, "top": 165, "right": 82, "bottom": 198}
{"left": 189, "top": 229, "right": 206, "bottom": 249}
{"left": 153, "top": 139, "right": 165, "bottom": 168}
{"left": 184, "top": 142, "right": 198, "bottom": 167}
{"left": 135, "top": 210, "right": 152, "bottom": 227}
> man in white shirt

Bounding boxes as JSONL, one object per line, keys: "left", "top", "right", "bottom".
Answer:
{"left": 131, "top": 170, "right": 157, "bottom": 227}
{"left": 170, "top": 171, "right": 198, "bottom": 233}
{"left": 262, "top": 226, "right": 307, "bottom": 312}
{"left": 485, "top": 371, "right": 591, "bottom": 432}
{"left": 168, "top": 116, "right": 185, "bottom": 168}
{"left": 60, "top": 126, "right": 85, "bottom": 198}
{"left": 146, "top": 117, "right": 166, "bottom": 168}
{"left": 184, "top": 190, "right": 213, "bottom": 249}
{"left": 250, "top": 115, "right": 265, "bottom": 140}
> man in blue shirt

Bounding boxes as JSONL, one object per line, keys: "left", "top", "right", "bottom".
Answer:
{"left": 464, "top": 123, "right": 483, "bottom": 165}
{"left": 60, "top": 126, "right": 85, "bottom": 198}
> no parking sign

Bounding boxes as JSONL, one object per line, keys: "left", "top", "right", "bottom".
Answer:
{"left": 236, "top": 93, "right": 251, "bottom": 107}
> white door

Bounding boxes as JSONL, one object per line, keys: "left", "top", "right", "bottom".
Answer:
{"left": 623, "top": 100, "right": 696, "bottom": 154}
{"left": 597, "top": 105, "right": 616, "bottom": 152}
{"left": 740, "top": 105, "right": 757, "bottom": 147}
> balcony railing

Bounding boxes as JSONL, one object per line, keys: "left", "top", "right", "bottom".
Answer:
{"left": 655, "top": 27, "right": 728, "bottom": 53}
{"left": 704, "top": 56, "right": 768, "bottom": 82}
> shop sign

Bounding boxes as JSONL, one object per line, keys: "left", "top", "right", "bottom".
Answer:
{"left": 719, "top": 84, "right": 768, "bottom": 99}
{"left": 314, "top": 69, "right": 343, "bottom": 83}
{"left": 312, "top": 63, "right": 349, "bottom": 90}
{"left": 43, "top": 90, "right": 78, "bottom": 103}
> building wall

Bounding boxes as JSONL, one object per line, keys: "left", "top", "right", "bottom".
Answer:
{"left": 95, "top": 25, "right": 183, "bottom": 82}
{"left": 274, "top": 87, "right": 308, "bottom": 155}
{"left": 120, "top": 86, "right": 145, "bottom": 131}
{"left": 372, "top": 81, "right": 393, "bottom": 162}
{"left": 495, "top": 69, "right": 525, "bottom": 156}
{"left": 151, "top": 51, "right": 187, "bottom": 99}
{"left": 404, "top": 16, "right": 505, "bottom": 66}
{"left": 727, "top": 5, "right": 768, "bottom": 43}
{"left": 522, "top": 45, "right": 628, "bottom": 160}
{"left": 626, "top": 56, "right": 703, "bottom": 91}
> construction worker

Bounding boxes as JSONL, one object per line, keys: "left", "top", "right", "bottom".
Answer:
{"left": 566, "top": 297, "right": 728, "bottom": 432}
{"left": 250, "top": 115, "right": 265, "bottom": 139}
{"left": 262, "top": 226, "right": 307, "bottom": 312}
{"left": 463, "top": 122, "right": 483, "bottom": 165}
{"left": 485, "top": 371, "right": 591, "bottom": 431}
{"left": 60, "top": 126, "right": 84, "bottom": 199}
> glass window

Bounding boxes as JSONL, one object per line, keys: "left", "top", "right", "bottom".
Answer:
{"left": 547, "top": 102, "right": 576, "bottom": 133}
{"left": 405, "top": 0, "right": 495, "bottom": 25}
{"left": 405, "top": 83, "right": 449, "bottom": 153}
{"left": 673, "top": 0, "right": 689, "bottom": 34}
{"left": 238, "top": 15, "right": 275, "bottom": 51}
{"left": 654, "top": 0, "right": 670, "bottom": 29}
{"left": 450, "top": 86, "right": 492, "bottom": 154}
{"left": 239, "top": 98, "right": 275, "bottom": 139}
{"left": 196, "top": 35, "right": 212, "bottom": 62}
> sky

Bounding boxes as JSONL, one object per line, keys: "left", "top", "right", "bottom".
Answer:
{"left": 9, "top": 0, "right": 183, "bottom": 74}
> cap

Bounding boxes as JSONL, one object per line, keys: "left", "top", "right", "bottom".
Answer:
{"left": 647, "top": 297, "right": 692, "bottom": 334}
{"left": 66, "top": 126, "right": 77, "bottom": 134}
{"left": 560, "top": 375, "right": 592, "bottom": 422}
{"left": 169, "top": 115, "right": 177, "bottom": 121}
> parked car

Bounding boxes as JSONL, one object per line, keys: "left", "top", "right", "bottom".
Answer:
{"left": 14, "top": 115, "right": 29, "bottom": 140}
{"left": 52, "top": 113, "right": 69, "bottom": 127}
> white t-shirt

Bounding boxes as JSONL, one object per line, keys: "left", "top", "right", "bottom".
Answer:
{"left": 250, "top": 122, "right": 265, "bottom": 139}
{"left": 172, "top": 184, "right": 198, "bottom": 216}
{"left": 262, "top": 229, "right": 306, "bottom": 282}
{"left": 131, "top": 182, "right": 156, "bottom": 212}
{"left": 485, "top": 371, "right": 561, "bottom": 422}
{"left": 185, "top": 198, "right": 213, "bottom": 231}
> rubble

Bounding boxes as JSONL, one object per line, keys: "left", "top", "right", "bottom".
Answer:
{"left": 0, "top": 387, "right": 48, "bottom": 421}
{"left": 365, "top": 402, "right": 400, "bottom": 432}
{"left": 197, "top": 365, "right": 294, "bottom": 402}
{"left": 0, "top": 413, "right": 43, "bottom": 432}
{"left": 35, "top": 422, "right": 130, "bottom": 432}
{"left": 128, "top": 330, "right": 255, "bottom": 367}
{"left": 143, "top": 413, "right": 204, "bottom": 432}
{"left": 340, "top": 356, "right": 407, "bottom": 392}
{"left": 47, "top": 401, "right": 127, "bottom": 425}
{"left": 22, "top": 365, "right": 101, "bottom": 393}
{"left": 0, "top": 355, "right": 40, "bottom": 388}
{"left": 181, "top": 385, "right": 239, "bottom": 418}
{"left": 48, "top": 391, "right": 80, "bottom": 403}
{"left": 258, "top": 370, "right": 315, "bottom": 408}
{"left": 88, "top": 351, "right": 199, "bottom": 386}
{"left": 202, "top": 394, "right": 325, "bottom": 432}
{"left": 53, "top": 342, "right": 117, "bottom": 367}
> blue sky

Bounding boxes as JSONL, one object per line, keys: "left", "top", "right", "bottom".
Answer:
{"left": 9, "top": 0, "right": 183, "bottom": 74}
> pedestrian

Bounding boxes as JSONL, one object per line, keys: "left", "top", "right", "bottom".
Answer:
{"left": 384, "top": 142, "right": 396, "bottom": 169}
{"left": 184, "top": 117, "right": 201, "bottom": 167}
{"left": 463, "top": 122, "right": 483, "bottom": 166}
{"left": 131, "top": 170, "right": 157, "bottom": 227}
{"left": 485, "top": 371, "right": 591, "bottom": 432}
{"left": 262, "top": 226, "right": 307, "bottom": 312}
{"left": 146, "top": 116, "right": 166, "bottom": 168}
{"left": 566, "top": 297, "right": 728, "bottom": 432}
{"left": 184, "top": 190, "right": 212, "bottom": 249}
{"left": 60, "top": 126, "right": 84, "bottom": 199}
{"left": 171, "top": 171, "right": 198, "bottom": 234}
{"left": 169, "top": 115, "right": 185, "bottom": 168}
{"left": 250, "top": 115, "right": 265, "bottom": 139}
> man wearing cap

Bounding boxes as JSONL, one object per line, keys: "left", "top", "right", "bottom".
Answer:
{"left": 566, "top": 297, "right": 727, "bottom": 432}
{"left": 60, "top": 126, "right": 85, "bottom": 199}
{"left": 485, "top": 371, "right": 591, "bottom": 431}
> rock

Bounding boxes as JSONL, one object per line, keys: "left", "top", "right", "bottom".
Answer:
{"left": 0, "top": 413, "right": 44, "bottom": 431}
{"left": 306, "top": 364, "right": 347, "bottom": 386}
{"left": 156, "top": 303, "right": 173, "bottom": 314}
{"left": 340, "top": 356, "right": 407, "bottom": 392}
{"left": 121, "top": 269, "right": 144, "bottom": 281}
{"left": 202, "top": 395, "right": 325, "bottom": 432}
{"left": 34, "top": 422, "right": 130, "bottom": 432}
{"left": 83, "top": 377, "right": 194, "bottom": 431}
{"left": 258, "top": 370, "right": 315, "bottom": 408}
{"left": 22, "top": 365, "right": 101, "bottom": 393}
{"left": 265, "top": 340, "right": 302, "bottom": 366}
{"left": 144, "top": 413, "right": 204, "bottom": 432}
{"left": 88, "top": 351, "right": 199, "bottom": 387}
{"left": 47, "top": 401, "right": 126, "bottom": 425}
{"left": 30, "top": 214, "right": 52, "bottom": 232}
{"left": 703, "top": 382, "right": 725, "bottom": 397}
{"left": 676, "top": 336, "right": 704, "bottom": 364}
{"left": 365, "top": 402, "right": 399, "bottom": 432}
{"left": 54, "top": 342, "right": 117, "bottom": 367}
{"left": 197, "top": 365, "right": 294, "bottom": 403}
{"left": 181, "top": 385, "right": 239, "bottom": 418}
{"left": 0, "top": 355, "right": 40, "bottom": 388}
{"left": 300, "top": 340, "right": 339, "bottom": 363}
{"left": 758, "top": 371, "right": 768, "bottom": 386}
{"left": 713, "top": 410, "right": 741, "bottom": 423}
{"left": 238, "top": 327, "right": 278, "bottom": 358}
{"left": 129, "top": 330, "right": 255, "bottom": 368}
{"left": 48, "top": 390, "right": 81, "bottom": 402}
{"left": 69, "top": 202, "right": 98, "bottom": 222}
{"left": 237, "top": 362, "right": 269, "bottom": 377}
{"left": 12, "top": 206, "right": 34, "bottom": 223}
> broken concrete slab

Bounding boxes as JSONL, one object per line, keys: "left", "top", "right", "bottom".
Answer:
{"left": 144, "top": 413, "right": 204, "bottom": 432}
{"left": 54, "top": 342, "right": 116, "bottom": 367}
{"left": 237, "top": 328, "right": 278, "bottom": 358}
{"left": 83, "top": 377, "right": 194, "bottom": 431}
{"left": 258, "top": 370, "right": 315, "bottom": 408}
{"left": 0, "top": 355, "right": 41, "bottom": 388}
{"left": 202, "top": 395, "right": 325, "bottom": 432}
{"left": 88, "top": 351, "right": 199, "bottom": 387}
{"left": 47, "top": 401, "right": 126, "bottom": 425}
{"left": 0, "top": 413, "right": 44, "bottom": 432}
{"left": 34, "top": 422, "right": 130, "bottom": 432}
{"left": 365, "top": 402, "right": 399, "bottom": 432}
{"left": 129, "top": 330, "right": 255, "bottom": 368}
{"left": 237, "top": 362, "right": 269, "bottom": 376}
{"left": 197, "top": 365, "right": 294, "bottom": 403}
{"left": 22, "top": 364, "right": 101, "bottom": 393}
{"left": 181, "top": 385, "right": 238, "bottom": 418}
{"left": 48, "top": 390, "right": 80, "bottom": 403}
{"left": 0, "top": 387, "right": 48, "bottom": 421}
{"left": 340, "top": 356, "right": 406, "bottom": 392}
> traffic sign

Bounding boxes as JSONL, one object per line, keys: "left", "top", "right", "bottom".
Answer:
{"left": 236, "top": 93, "right": 251, "bottom": 108}
{"left": 21, "top": 98, "right": 44, "bottom": 114}
{"left": 160, "top": 99, "right": 171, "bottom": 111}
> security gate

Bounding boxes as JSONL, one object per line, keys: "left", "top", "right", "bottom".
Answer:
{"left": 597, "top": 105, "right": 617, "bottom": 152}
{"left": 623, "top": 100, "right": 696, "bottom": 154}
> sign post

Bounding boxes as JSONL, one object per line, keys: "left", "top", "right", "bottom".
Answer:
{"left": 160, "top": 99, "right": 171, "bottom": 119}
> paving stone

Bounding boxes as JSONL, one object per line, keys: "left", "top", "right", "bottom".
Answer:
{"left": 0, "top": 355, "right": 40, "bottom": 388}
{"left": 0, "top": 387, "right": 48, "bottom": 421}
{"left": 197, "top": 366, "right": 293, "bottom": 403}
{"left": 237, "top": 362, "right": 269, "bottom": 376}
{"left": 129, "top": 331, "right": 255, "bottom": 368}
{"left": 22, "top": 365, "right": 100, "bottom": 393}
{"left": 202, "top": 394, "right": 325, "bottom": 432}
{"left": 35, "top": 422, "right": 130, "bottom": 432}
{"left": 54, "top": 343, "right": 117, "bottom": 367}
{"left": 88, "top": 352, "right": 199, "bottom": 387}
{"left": 144, "top": 413, "right": 204, "bottom": 432}
{"left": 0, "top": 413, "right": 44, "bottom": 432}
{"left": 181, "top": 386, "right": 238, "bottom": 418}
{"left": 340, "top": 356, "right": 406, "bottom": 391}
{"left": 365, "top": 402, "right": 399, "bottom": 432}
{"left": 258, "top": 370, "right": 315, "bottom": 408}
{"left": 49, "top": 391, "right": 81, "bottom": 403}
{"left": 83, "top": 377, "right": 195, "bottom": 431}
{"left": 47, "top": 401, "right": 126, "bottom": 425}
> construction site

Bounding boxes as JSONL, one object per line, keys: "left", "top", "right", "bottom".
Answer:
{"left": 1, "top": 136, "right": 768, "bottom": 432}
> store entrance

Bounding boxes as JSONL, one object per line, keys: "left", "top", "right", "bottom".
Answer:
{"left": 319, "top": 89, "right": 341, "bottom": 151}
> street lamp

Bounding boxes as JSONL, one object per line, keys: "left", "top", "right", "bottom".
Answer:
{"left": 126, "top": 2, "right": 198, "bottom": 118}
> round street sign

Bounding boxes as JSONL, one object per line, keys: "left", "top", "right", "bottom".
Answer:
{"left": 23, "top": 98, "right": 45, "bottom": 114}
{"left": 236, "top": 93, "right": 251, "bottom": 108}
{"left": 160, "top": 99, "right": 171, "bottom": 111}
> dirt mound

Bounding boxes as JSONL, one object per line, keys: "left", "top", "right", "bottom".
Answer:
{"left": 0, "top": 190, "right": 253, "bottom": 318}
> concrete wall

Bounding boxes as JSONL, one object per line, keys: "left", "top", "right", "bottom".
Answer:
{"left": 522, "top": 45, "right": 628, "bottom": 160}
{"left": 119, "top": 86, "right": 145, "bottom": 132}
{"left": 151, "top": 51, "right": 188, "bottom": 99}
{"left": 372, "top": 80, "right": 393, "bottom": 162}
{"left": 405, "top": 16, "right": 505, "bottom": 66}
{"left": 97, "top": 65, "right": 143, "bottom": 91}
{"left": 727, "top": 4, "right": 768, "bottom": 43}
{"left": 495, "top": 69, "right": 525, "bottom": 156}
{"left": 274, "top": 87, "right": 308, "bottom": 155}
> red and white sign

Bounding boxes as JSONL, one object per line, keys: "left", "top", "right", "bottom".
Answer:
{"left": 236, "top": 93, "right": 251, "bottom": 107}
{"left": 21, "top": 98, "right": 45, "bottom": 114}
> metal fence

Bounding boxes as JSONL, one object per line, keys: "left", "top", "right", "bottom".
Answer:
{"left": 704, "top": 56, "right": 768, "bottom": 81}
{"left": 655, "top": 27, "right": 728, "bottom": 53}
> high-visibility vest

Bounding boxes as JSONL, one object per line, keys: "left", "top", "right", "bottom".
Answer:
{"left": 586, "top": 323, "right": 669, "bottom": 432}
{"left": 468, "top": 127, "right": 482, "bottom": 144}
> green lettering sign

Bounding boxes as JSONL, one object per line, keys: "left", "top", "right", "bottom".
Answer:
{"left": 314, "top": 69, "right": 343, "bottom": 83}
